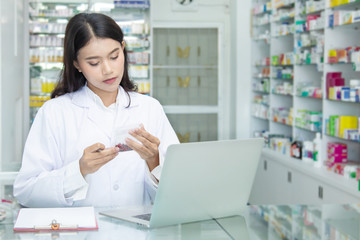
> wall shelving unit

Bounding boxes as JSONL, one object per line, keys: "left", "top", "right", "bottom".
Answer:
{"left": 250, "top": 0, "right": 360, "bottom": 203}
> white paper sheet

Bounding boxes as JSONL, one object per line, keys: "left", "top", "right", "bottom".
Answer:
{"left": 14, "top": 206, "right": 97, "bottom": 230}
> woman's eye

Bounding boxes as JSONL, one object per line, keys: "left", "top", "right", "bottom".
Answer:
{"left": 111, "top": 55, "right": 119, "bottom": 60}
{"left": 89, "top": 62, "right": 99, "bottom": 66}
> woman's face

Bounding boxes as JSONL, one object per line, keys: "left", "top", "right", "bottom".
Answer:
{"left": 74, "top": 37, "right": 125, "bottom": 98}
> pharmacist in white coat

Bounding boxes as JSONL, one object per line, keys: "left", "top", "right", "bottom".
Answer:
{"left": 14, "top": 13, "right": 179, "bottom": 208}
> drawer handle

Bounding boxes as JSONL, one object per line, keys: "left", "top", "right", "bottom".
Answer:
{"left": 166, "top": 76, "right": 170, "bottom": 87}
{"left": 198, "top": 76, "right": 201, "bottom": 87}
{"left": 177, "top": 76, "right": 190, "bottom": 88}
{"left": 318, "top": 186, "right": 323, "bottom": 199}
{"left": 287, "top": 171, "right": 292, "bottom": 183}
{"left": 166, "top": 46, "right": 170, "bottom": 56}
{"left": 264, "top": 160, "right": 267, "bottom": 171}
{"left": 177, "top": 46, "right": 190, "bottom": 58}
{"left": 198, "top": 46, "right": 201, "bottom": 56}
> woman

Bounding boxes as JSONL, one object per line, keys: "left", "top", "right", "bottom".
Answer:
{"left": 14, "top": 13, "right": 179, "bottom": 207}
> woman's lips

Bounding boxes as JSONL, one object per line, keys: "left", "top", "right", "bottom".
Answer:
{"left": 103, "top": 77, "right": 116, "bottom": 84}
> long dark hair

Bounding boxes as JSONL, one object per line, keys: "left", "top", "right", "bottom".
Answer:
{"left": 51, "top": 13, "right": 136, "bottom": 99}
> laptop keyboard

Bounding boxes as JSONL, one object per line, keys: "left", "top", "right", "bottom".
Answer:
{"left": 133, "top": 213, "right": 152, "bottom": 221}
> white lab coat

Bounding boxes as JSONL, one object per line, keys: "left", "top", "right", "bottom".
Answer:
{"left": 14, "top": 86, "right": 179, "bottom": 208}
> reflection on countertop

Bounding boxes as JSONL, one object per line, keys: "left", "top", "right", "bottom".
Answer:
{"left": 248, "top": 204, "right": 360, "bottom": 240}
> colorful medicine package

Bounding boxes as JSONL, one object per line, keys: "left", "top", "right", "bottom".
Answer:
{"left": 112, "top": 123, "right": 142, "bottom": 152}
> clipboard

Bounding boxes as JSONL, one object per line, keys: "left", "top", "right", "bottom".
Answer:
{"left": 14, "top": 206, "right": 98, "bottom": 232}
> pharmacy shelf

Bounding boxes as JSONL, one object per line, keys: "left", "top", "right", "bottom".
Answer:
{"left": 250, "top": 0, "right": 360, "bottom": 207}
{"left": 27, "top": 0, "right": 152, "bottom": 128}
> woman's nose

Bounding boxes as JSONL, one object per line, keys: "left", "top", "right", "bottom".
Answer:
{"left": 102, "top": 60, "right": 113, "bottom": 75}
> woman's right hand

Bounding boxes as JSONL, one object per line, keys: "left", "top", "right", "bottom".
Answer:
{"left": 79, "top": 143, "right": 119, "bottom": 177}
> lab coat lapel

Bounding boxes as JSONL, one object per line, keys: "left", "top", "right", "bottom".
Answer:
{"left": 72, "top": 86, "right": 113, "bottom": 139}
{"left": 87, "top": 104, "right": 113, "bottom": 139}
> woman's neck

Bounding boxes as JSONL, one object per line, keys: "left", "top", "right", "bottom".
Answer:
{"left": 87, "top": 84, "right": 118, "bottom": 107}
{"left": 99, "top": 90, "right": 118, "bottom": 107}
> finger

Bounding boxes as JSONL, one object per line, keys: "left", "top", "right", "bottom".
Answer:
{"left": 94, "top": 151, "right": 119, "bottom": 165}
{"left": 133, "top": 128, "right": 160, "bottom": 146}
{"left": 128, "top": 130, "right": 148, "bottom": 145}
{"left": 126, "top": 138, "right": 152, "bottom": 156}
{"left": 128, "top": 132, "right": 158, "bottom": 153}
{"left": 90, "top": 147, "right": 119, "bottom": 160}
{"left": 86, "top": 143, "right": 105, "bottom": 153}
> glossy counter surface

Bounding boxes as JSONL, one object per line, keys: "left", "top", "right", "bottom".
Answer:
{"left": 0, "top": 204, "right": 358, "bottom": 239}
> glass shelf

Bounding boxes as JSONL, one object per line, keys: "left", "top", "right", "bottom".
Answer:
{"left": 275, "top": 1, "right": 295, "bottom": 9}
{"left": 252, "top": 115, "right": 269, "bottom": 121}
{"left": 253, "top": 10, "right": 272, "bottom": 16}
{"left": 295, "top": 95, "right": 322, "bottom": 100}
{"left": 272, "top": 16, "right": 295, "bottom": 23}
{"left": 328, "top": 21, "right": 360, "bottom": 30}
{"left": 298, "top": 9, "right": 325, "bottom": 17}
{"left": 272, "top": 33, "right": 294, "bottom": 38}
{"left": 271, "top": 64, "right": 294, "bottom": 67}
{"left": 329, "top": 1, "right": 360, "bottom": 10}
{"left": 253, "top": 90, "right": 270, "bottom": 94}
{"left": 272, "top": 92, "right": 293, "bottom": 97}
{"left": 153, "top": 65, "right": 218, "bottom": 70}
{"left": 295, "top": 125, "right": 320, "bottom": 133}
{"left": 29, "top": 15, "right": 72, "bottom": 20}
{"left": 29, "top": 32, "right": 65, "bottom": 35}
{"left": 325, "top": 134, "right": 360, "bottom": 144}
{"left": 30, "top": 46, "right": 63, "bottom": 49}
{"left": 271, "top": 119, "right": 293, "bottom": 127}
{"left": 253, "top": 22, "right": 271, "bottom": 27}
{"left": 272, "top": 78, "right": 293, "bottom": 80}
{"left": 326, "top": 99, "right": 360, "bottom": 105}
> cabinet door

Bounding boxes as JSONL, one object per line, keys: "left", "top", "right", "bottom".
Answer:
{"left": 249, "top": 158, "right": 287, "bottom": 205}
{"left": 287, "top": 170, "right": 360, "bottom": 204}
{"left": 166, "top": 113, "right": 218, "bottom": 143}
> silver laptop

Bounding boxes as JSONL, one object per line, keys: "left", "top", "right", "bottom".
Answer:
{"left": 100, "top": 138, "right": 263, "bottom": 228}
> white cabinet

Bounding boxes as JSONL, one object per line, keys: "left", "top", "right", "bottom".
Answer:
{"left": 249, "top": 149, "right": 360, "bottom": 205}
{"left": 151, "top": 23, "right": 225, "bottom": 142}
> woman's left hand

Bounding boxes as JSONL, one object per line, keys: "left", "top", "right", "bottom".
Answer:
{"left": 126, "top": 124, "right": 160, "bottom": 172}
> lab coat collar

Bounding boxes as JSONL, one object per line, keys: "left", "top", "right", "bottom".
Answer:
{"left": 71, "top": 85, "right": 140, "bottom": 109}
{"left": 70, "top": 85, "right": 140, "bottom": 139}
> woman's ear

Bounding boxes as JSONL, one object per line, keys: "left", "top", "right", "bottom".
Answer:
{"left": 121, "top": 41, "right": 125, "bottom": 50}
{"left": 73, "top": 61, "right": 81, "bottom": 72}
